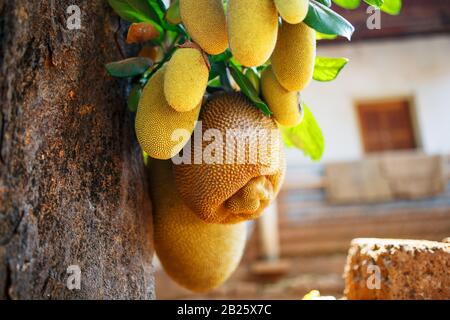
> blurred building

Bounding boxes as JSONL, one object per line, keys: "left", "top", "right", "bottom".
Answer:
{"left": 156, "top": 0, "right": 450, "bottom": 299}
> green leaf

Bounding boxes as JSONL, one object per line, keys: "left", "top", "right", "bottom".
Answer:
{"left": 332, "top": 0, "right": 361, "bottom": 9}
{"left": 107, "top": 0, "right": 164, "bottom": 39}
{"left": 148, "top": 0, "right": 166, "bottom": 17}
{"left": 105, "top": 57, "right": 153, "bottom": 78}
{"left": 316, "top": 0, "right": 332, "bottom": 7}
{"left": 316, "top": 32, "right": 337, "bottom": 40}
{"left": 209, "top": 60, "right": 225, "bottom": 80}
{"left": 209, "top": 60, "right": 233, "bottom": 90}
{"left": 305, "top": 0, "right": 355, "bottom": 40}
{"left": 364, "top": 0, "right": 384, "bottom": 8}
{"left": 228, "top": 62, "right": 272, "bottom": 116}
{"left": 208, "top": 76, "right": 222, "bottom": 88}
{"left": 256, "top": 61, "right": 271, "bottom": 72}
{"left": 229, "top": 57, "right": 243, "bottom": 69}
{"left": 380, "top": 0, "right": 402, "bottom": 15}
{"left": 143, "top": 151, "right": 150, "bottom": 166}
{"left": 143, "top": 0, "right": 165, "bottom": 23}
{"left": 108, "top": 0, "right": 154, "bottom": 22}
{"left": 165, "top": 0, "right": 181, "bottom": 25}
{"left": 147, "top": 0, "right": 167, "bottom": 25}
{"left": 313, "top": 57, "right": 348, "bottom": 82}
{"left": 154, "top": 0, "right": 167, "bottom": 11}
{"left": 280, "top": 105, "right": 325, "bottom": 161}
{"left": 147, "top": 0, "right": 184, "bottom": 33}
{"left": 244, "top": 68, "right": 261, "bottom": 95}
{"left": 210, "top": 50, "right": 233, "bottom": 63}
{"left": 128, "top": 84, "right": 142, "bottom": 112}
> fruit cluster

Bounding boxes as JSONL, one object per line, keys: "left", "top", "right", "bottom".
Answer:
{"left": 136, "top": 0, "right": 314, "bottom": 162}
{"left": 107, "top": 0, "right": 402, "bottom": 294}
{"left": 146, "top": 91, "right": 286, "bottom": 293}
{"left": 132, "top": 0, "right": 314, "bottom": 293}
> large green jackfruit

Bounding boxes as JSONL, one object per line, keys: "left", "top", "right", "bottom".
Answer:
{"left": 149, "top": 159, "right": 247, "bottom": 292}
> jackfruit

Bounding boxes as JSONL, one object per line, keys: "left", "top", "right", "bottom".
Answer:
{"left": 180, "top": 0, "right": 228, "bottom": 55}
{"left": 271, "top": 22, "right": 316, "bottom": 92}
{"left": 274, "top": 0, "right": 309, "bottom": 24}
{"left": 135, "top": 67, "right": 201, "bottom": 160}
{"left": 228, "top": 0, "right": 279, "bottom": 67}
{"left": 164, "top": 48, "right": 209, "bottom": 113}
{"left": 173, "top": 92, "right": 286, "bottom": 224}
{"left": 261, "top": 66, "right": 302, "bottom": 127}
{"left": 149, "top": 159, "right": 247, "bottom": 292}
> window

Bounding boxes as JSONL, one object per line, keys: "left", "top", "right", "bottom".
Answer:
{"left": 357, "top": 99, "right": 417, "bottom": 153}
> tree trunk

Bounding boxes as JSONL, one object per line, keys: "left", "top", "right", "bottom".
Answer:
{"left": 0, "top": 0, "right": 154, "bottom": 299}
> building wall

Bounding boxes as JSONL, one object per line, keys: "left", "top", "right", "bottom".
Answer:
{"left": 287, "top": 35, "right": 450, "bottom": 165}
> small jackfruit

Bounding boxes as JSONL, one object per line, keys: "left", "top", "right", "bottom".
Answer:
{"left": 135, "top": 67, "right": 201, "bottom": 160}
{"left": 173, "top": 92, "right": 286, "bottom": 224}
{"left": 271, "top": 22, "right": 316, "bottom": 92}
{"left": 180, "top": 0, "right": 228, "bottom": 55}
{"left": 274, "top": 0, "right": 309, "bottom": 24}
{"left": 261, "top": 66, "right": 302, "bottom": 127}
{"left": 164, "top": 48, "right": 209, "bottom": 113}
{"left": 149, "top": 159, "right": 247, "bottom": 292}
{"left": 228, "top": 0, "right": 279, "bottom": 67}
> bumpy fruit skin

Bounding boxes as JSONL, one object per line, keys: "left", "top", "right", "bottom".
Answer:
{"left": 275, "top": 0, "right": 309, "bottom": 24}
{"left": 149, "top": 159, "right": 247, "bottom": 292}
{"left": 135, "top": 67, "right": 201, "bottom": 160}
{"left": 228, "top": 0, "right": 279, "bottom": 67}
{"left": 271, "top": 22, "right": 316, "bottom": 92}
{"left": 164, "top": 48, "right": 209, "bottom": 113}
{"left": 261, "top": 66, "right": 302, "bottom": 127}
{"left": 174, "top": 92, "right": 286, "bottom": 224}
{"left": 180, "top": 0, "right": 228, "bottom": 55}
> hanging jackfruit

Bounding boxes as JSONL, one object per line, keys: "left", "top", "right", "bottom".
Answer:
{"left": 180, "top": 0, "right": 228, "bottom": 55}
{"left": 149, "top": 159, "right": 247, "bottom": 292}
{"left": 261, "top": 66, "right": 302, "bottom": 127}
{"left": 173, "top": 92, "right": 286, "bottom": 224}
{"left": 135, "top": 67, "right": 201, "bottom": 160}
{"left": 164, "top": 47, "right": 209, "bottom": 113}
{"left": 274, "top": 0, "right": 309, "bottom": 24}
{"left": 227, "top": 0, "right": 279, "bottom": 67}
{"left": 271, "top": 22, "right": 316, "bottom": 92}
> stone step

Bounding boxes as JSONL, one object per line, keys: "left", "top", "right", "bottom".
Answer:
{"left": 344, "top": 238, "right": 450, "bottom": 300}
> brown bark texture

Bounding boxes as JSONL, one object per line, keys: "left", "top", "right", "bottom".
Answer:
{"left": 0, "top": 0, "right": 154, "bottom": 299}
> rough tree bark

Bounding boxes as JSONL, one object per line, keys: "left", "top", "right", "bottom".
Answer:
{"left": 0, "top": 0, "right": 154, "bottom": 299}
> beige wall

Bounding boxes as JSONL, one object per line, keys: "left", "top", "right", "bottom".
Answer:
{"left": 287, "top": 35, "right": 450, "bottom": 165}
